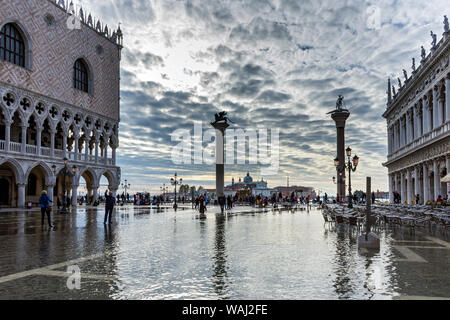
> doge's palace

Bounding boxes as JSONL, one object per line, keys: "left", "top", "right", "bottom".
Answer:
{"left": 0, "top": 0, "right": 123, "bottom": 208}
{"left": 383, "top": 16, "right": 450, "bottom": 204}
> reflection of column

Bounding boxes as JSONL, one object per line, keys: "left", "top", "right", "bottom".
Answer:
{"left": 18, "top": 183, "right": 26, "bottom": 208}
{"left": 4, "top": 120, "right": 11, "bottom": 152}
{"left": 433, "top": 159, "right": 439, "bottom": 201}
{"left": 211, "top": 122, "right": 229, "bottom": 198}
{"left": 212, "top": 213, "right": 227, "bottom": 297}
{"left": 388, "top": 173, "right": 393, "bottom": 203}
{"left": 423, "top": 163, "right": 429, "bottom": 203}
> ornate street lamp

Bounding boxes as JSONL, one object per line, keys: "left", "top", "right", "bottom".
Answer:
{"left": 334, "top": 147, "right": 359, "bottom": 208}
{"left": 170, "top": 172, "right": 182, "bottom": 210}
{"left": 121, "top": 179, "right": 130, "bottom": 203}
{"left": 52, "top": 157, "right": 77, "bottom": 214}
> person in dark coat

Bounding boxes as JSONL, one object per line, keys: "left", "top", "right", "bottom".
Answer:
{"left": 218, "top": 195, "right": 225, "bottom": 214}
{"left": 39, "top": 190, "right": 53, "bottom": 228}
{"left": 104, "top": 191, "right": 116, "bottom": 224}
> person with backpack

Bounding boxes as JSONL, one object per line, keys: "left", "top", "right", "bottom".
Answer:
{"left": 39, "top": 190, "right": 53, "bottom": 228}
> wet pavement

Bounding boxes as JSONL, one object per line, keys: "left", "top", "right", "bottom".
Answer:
{"left": 0, "top": 205, "right": 449, "bottom": 300}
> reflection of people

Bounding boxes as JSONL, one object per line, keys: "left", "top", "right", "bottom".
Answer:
{"left": 104, "top": 191, "right": 115, "bottom": 224}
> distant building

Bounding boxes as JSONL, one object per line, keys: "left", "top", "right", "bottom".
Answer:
{"left": 382, "top": 20, "right": 449, "bottom": 204}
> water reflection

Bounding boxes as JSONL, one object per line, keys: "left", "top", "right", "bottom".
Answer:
{"left": 333, "top": 226, "right": 355, "bottom": 298}
{"left": 212, "top": 213, "right": 228, "bottom": 299}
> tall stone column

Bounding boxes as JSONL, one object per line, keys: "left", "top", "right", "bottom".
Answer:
{"left": 62, "top": 133, "right": 68, "bottom": 158}
{"left": 211, "top": 121, "right": 229, "bottom": 198}
{"left": 433, "top": 159, "right": 439, "bottom": 201}
{"left": 423, "top": 97, "right": 429, "bottom": 133}
{"left": 71, "top": 183, "right": 79, "bottom": 207}
{"left": 414, "top": 166, "right": 420, "bottom": 204}
{"left": 36, "top": 125, "right": 42, "bottom": 156}
{"left": 47, "top": 184, "right": 54, "bottom": 204}
{"left": 330, "top": 110, "right": 350, "bottom": 200}
{"left": 406, "top": 169, "right": 411, "bottom": 204}
{"left": 423, "top": 163, "right": 429, "bottom": 203}
{"left": 4, "top": 120, "right": 11, "bottom": 152}
{"left": 445, "top": 75, "right": 450, "bottom": 122}
{"left": 399, "top": 117, "right": 404, "bottom": 147}
{"left": 92, "top": 184, "right": 99, "bottom": 203}
{"left": 400, "top": 171, "right": 405, "bottom": 203}
{"left": 17, "top": 183, "right": 26, "bottom": 208}
{"left": 21, "top": 125, "right": 27, "bottom": 153}
{"left": 388, "top": 173, "right": 394, "bottom": 203}
{"left": 433, "top": 86, "right": 439, "bottom": 128}
{"left": 74, "top": 134, "right": 79, "bottom": 161}
{"left": 50, "top": 130, "right": 55, "bottom": 158}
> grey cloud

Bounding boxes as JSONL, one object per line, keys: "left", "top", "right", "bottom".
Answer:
{"left": 256, "top": 90, "right": 292, "bottom": 103}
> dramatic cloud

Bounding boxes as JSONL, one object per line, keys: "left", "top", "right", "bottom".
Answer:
{"left": 79, "top": 0, "right": 448, "bottom": 194}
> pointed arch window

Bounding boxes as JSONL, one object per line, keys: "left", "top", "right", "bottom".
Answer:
{"left": 0, "top": 23, "right": 25, "bottom": 67}
{"left": 73, "top": 59, "right": 89, "bottom": 92}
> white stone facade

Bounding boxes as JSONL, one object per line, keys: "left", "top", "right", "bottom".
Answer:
{"left": 383, "top": 24, "right": 450, "bottom": 204}
{"left": 0, "top": 0, "right": 122, "bottom": 208}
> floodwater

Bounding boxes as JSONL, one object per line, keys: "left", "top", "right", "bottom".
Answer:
{"left": 0, "top": 205, "right": 448, "bottom": 299}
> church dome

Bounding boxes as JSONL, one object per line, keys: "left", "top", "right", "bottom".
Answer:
{"left": 244, "top": 172, "right": 253, "bottom": 183}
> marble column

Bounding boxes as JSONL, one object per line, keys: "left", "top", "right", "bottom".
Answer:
{"left": 399, "top": 117, "right": 404, "bottom": 147}
{"left": 413, "top": 104, "right": 419, "bottom": 139}
{"left": 400, "top": 171, "right": 405, "bottom": 204}
{"left": 112, "top": 147, "right": 116, "bottom": 165}
{"left": 389, "top": 173, "right": 394, "bottom": 203}
{"left": 211, "top": 121, "right": 230, "bottom": 198}
{"left": 433, "top": 86, "right": 439, "bottom": 128}
{"left": 433, "top": 159, "right": 439, "bottom": 201}
{"left": 47, "top": 184, "right": 54, "bottom": 204}
{"left": 71, "top": 183, "right": 79, "bottom": 207}
{"left": 446, "top": 75, "right": 450, "bottom": 122}
{"left": 406, "top": 169, "right": 412, "bottom": 204}
{"left": 84, "top": 137, "right": 89, "bottom": 162}
{"left": 50, "top": 130, "right": 55, "bottom": 158}
{"left": 62, "top": 133, "right": 68, "bottom": 158}
{"left": 4, "top": 120, "right": 11, "bottom": 152}
{"left": 406, "top": 111, "right": 412, "bottom": 144}
{"left": 74, "top": 134, "right": 79, "bottom": 161}
{"left": 423, "top": 163, "right": 429, "bottom": 203}
{"left": 94, "top": 139, "right": 99, "bottom": 164}
{"left": 17, "top": 183, "right": 26, "bottom": 208}
{"left": 36, "top": 125, "right": 42, "bottom": 156}
{"left": 423, "top": 97, "right": 429, "bottom": 133}
{"left": 414, "top": 166, "right": 420, "bottom": 204}
{"left": 21, "top": 125, "right": 27, "bottom": 153}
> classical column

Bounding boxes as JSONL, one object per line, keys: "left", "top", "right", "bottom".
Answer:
{"left": 413, "top": 104, "right": 418, "bottom": 139}
{"left": 4, "top": 120, "right": 11, "bottom": 152}
{"left": 446, "top": 75, "right": 450, "bottom": 122}
{"left": 36, "top": 125, "right": 42, "bottom": 156}
{"left": 433, "top": 85, "right": 439, "bottom": 127}
{"left": 399, "top": 117, "right": 404, "bottom": 147}
{"left": 94, "top": 139, "right": 99, "bottom": 164}
{"left": 50, "top": 130, "right": 55, "bottom": 158}
{"left": 73, "top": 134, "right": 79, "bottom": 161}
{"left": 47, "top": 184, "right": 54, "bottom": 203}
{"left": 92, "top": 184, "right": 99, "bottom": 203}
{"left": 211, "top": 121, "right": 230, "bottom": 199}
{"left": 104, "top": 139, "right": 108, "bottom": 164}
{"left": 71, "top": 183, "right": 79, "bottom": 207}
{"left": 414, "top": 166, "right": 420, "bottom": 204}
{"left": 387, "top": 127, "right": 392, "bottom": 154}
{"left": 423, "top": 96, "right": 429, "bottom": 133}
{"left": 112, "top": 147, "right": 116, "bottom": 165}
{"left": 21, "top": 125, "right": 27, "bottom": 153}
{"left": 418, "top": 104, "right": 423, "bottom": 136}
{"left": 400, "top": 171, "right": 405, "bottom": 203}
{"left": 388, "top": 173, "right": 394, "bottom": 203}
{"left": 406, "top": 169, "right": 411, "bottom": 204}
{"left": 438, "top": 84, "right": 445, "bottom": 126}
{"left": 62, "top": 133, "right": 68, "bottom": 158}
{"left": 423, "top": 163, "right": 429, "bottom": 203}
{"left": 433, "top": 159, "right": 439, "bottom": 201}
{"left": 17, "top": 183, "right": 26, "bottom": 208}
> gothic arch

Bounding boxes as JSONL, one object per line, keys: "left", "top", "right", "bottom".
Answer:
{"left": 97, "top": 168, "right": 118, "bottom": 188}
{"left": 24, "top": 161, "right": 54, "bottom": 186}
{"left": 0, "top": 158, "right": 25, "bottom": 184}
{"left": 77, "top": 167, "right": 97, "bottom": 187}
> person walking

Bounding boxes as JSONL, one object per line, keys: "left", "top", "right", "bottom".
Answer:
{"left": 39, "top": 190, "right": 53, "bottom": 228}
{"left": 218, "top": 195, "right": 225, "bottom": 214}
{"left": 104, "top": 191, "right": 116, "bottom": 224}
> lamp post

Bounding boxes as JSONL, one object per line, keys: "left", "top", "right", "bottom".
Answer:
{"left": 52, "top": 157, "right": 77, "bottom": 214}
{"left": 121, "top": 179, "right": 130, "bottom": 204}
{"left": 170, "top": 173, "right": 182, "bottom": 210}
{"left": 334, "top": 146, "right": 359, "bottom": 208}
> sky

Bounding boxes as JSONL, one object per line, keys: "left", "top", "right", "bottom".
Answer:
{"left": 76, "top": 0, "right": 449, "bottom": 195}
